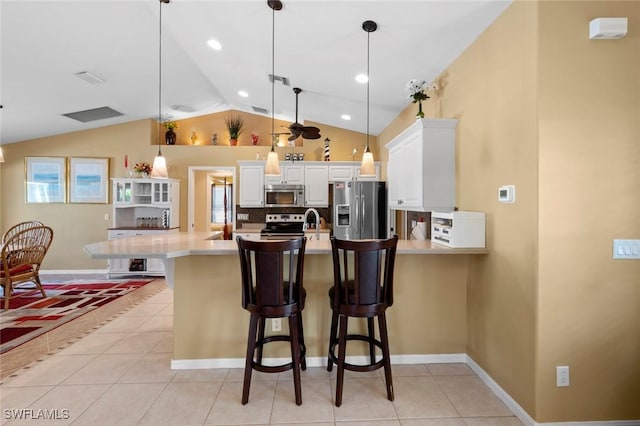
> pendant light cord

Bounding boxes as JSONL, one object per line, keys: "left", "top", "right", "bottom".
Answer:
{"left": 366, "top": 28, "right": 370, "bottom": 151}
{"left": 158, "top": 0, "right": 163, "bottom": 155}
{"left": 271, "top": 5, "right": 276, "bottom": 152}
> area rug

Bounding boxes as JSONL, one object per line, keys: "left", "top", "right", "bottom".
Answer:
{"left": 1, "top": 279, "right": 154, "bottom": 355}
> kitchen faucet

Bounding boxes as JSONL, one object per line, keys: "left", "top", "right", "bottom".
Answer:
{"left": 302, "top": 208, "right": 320, "bottom": 241}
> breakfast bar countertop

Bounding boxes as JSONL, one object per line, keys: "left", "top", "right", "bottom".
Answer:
{"left": 83, "top": 231, "right": 488, "bottom": 260}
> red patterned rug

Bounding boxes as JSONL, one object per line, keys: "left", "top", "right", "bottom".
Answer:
{"left": 1, "top": 279, "right": 154, "bottom": 354}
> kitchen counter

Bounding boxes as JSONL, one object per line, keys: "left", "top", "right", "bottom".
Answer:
{"left": 83, "top": 232, "right": 488, "bottom": 368}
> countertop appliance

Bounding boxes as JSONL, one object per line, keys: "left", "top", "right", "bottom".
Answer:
{"left": 264, "top": 184, "right": 305, "bottom": 208}
{"left": 332, "top": 181, "right": 386, "bottom": 240}
{"left": 260, "top": 213, "right": 305, "bottom": 240}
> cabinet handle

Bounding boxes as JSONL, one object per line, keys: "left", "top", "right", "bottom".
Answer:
{"left": 398, "top": 199, "right": 404, "bottom": 205}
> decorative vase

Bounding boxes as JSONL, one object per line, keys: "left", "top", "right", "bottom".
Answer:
{"left": 416, "top": 101, "right": 425, "bottom": 119}
{"left": 230, "top": 138, "right": 238, "bottom": 146}
{"left": 165, "top": 129, "right": 176, "bottom": 145}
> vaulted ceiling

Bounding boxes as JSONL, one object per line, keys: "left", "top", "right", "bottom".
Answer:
{"left": 0, "top": 0, "right": 511, "bottom": 145}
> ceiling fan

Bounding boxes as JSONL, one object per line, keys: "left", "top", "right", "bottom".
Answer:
{"left": 285, "top": 87, "right": 321, "bottom": 141}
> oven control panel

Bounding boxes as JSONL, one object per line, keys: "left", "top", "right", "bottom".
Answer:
{"left": 266, "top": 214, "right": 304, "bottom": 223}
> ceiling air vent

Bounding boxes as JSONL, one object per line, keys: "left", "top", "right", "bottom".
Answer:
{"left": 268, "top": 74, "right": 290, "bottom": 86}
{"left": 62, "top": 106, "right": 123, "bottom": 123}
{"left": 252, "top": 106, "right": 269, "bottom": 115}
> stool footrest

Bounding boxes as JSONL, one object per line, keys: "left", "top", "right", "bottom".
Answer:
{"left": 328, "top": 334, "right": 386, "bottom": 372}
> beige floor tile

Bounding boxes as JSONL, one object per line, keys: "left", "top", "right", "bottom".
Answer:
{"left": 138, "top": 381, "right": 222, "bottom": 426}
{"left": 225, "top": 367, "right": 278, "bottom": 382}
{"left": 145, "top": 289, "right": 173, "bottom": 304}
{"left": 13, "top": 384, "right": 111, "bottom": 425}
{"left": 464, "top": 416, "right": 524, "bottom": 425}
{"left": 278, "top": 366, "right": 334, "bottom": 381}
{"left": 93, "top": 315, "right": 151, "bottom": 333}
{"left": 0, "top": 386, "right": 53, "bottom": 424}
{"left": 117, "top": 352, "right": 175, "bottom": 383}
{"left": 103, "top": 331, "right": 168, "bottom": 354}
{"left": 156, "top": 304, "right": 173, "bottom": 316}
{"left": 332, "top": 377, "right": 397, "bottom": 421}
{"left": 172, "top": 368, "right": 230, "bottom": 382}
{"left": 205, "top": 380, "right": 276, "bottom": 425}
{"left": 435, "top": 376, "right": 513, "bottom": 417}
{"left": 427, "top": 363, "right": 474, "bottom": 376}
{"left": 338, "top": 421, "right": 401, "bottom": 426}
{"left": 149, "top": 332, "right": 173, "bottom": 353}
{"left": 56, "top": 332, "right": 128, "bottom": 355}
{"left": 387, "top": 364, "right": 431, "bottom": 377}
{"left": 3, "top": 355, "right": 95, "bottom": 387}
{"left": 400, "top": 419, "right": 467, "bottom": 426}
{"left": 270, "top": 379, "right": 334, "bottom": 423}
{"left": 392, "top": 376, "right": 459, "bottom": 419}
{"left": 135, "top": 315, "right": 172, "bottom": 332}
{"left": 71, "top": 383, "right": 166, "bottom": 426}
{"left": 63, "top": 353, "right": 141, "bottom": 385}
{"left": 120, "top": 301, "right": 170, "bottom": 317}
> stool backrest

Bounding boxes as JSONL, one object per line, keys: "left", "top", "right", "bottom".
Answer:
{"left": 236, "top": 236, "right": 307, "bottom": 311}
{"left": 330, "top": 235, "right": 398, "bottom": 311}
{"left": 1, "top": 225, "right": 54, "bottom": 276}
{"left": 2, "top": 221, "right": 44, "bottom": 245}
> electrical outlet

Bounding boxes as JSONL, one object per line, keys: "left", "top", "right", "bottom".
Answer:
{"left": 104, "top": 213, "right": 109, "bottom": 221}
{"left": 237, "top": 213, "right": 249, "bottom": 221}
{"left": 556, "top": 366, "right": 569, "bottom": 387}
{"left": 272, "top": 318, "right": 282, "bottom": 332}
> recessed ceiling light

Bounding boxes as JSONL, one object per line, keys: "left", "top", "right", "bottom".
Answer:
{"left": 207, "top": 39, "right": 222, "bottom": 50}
{"left": 238, "top": 90, "right": 249, "bottom": 98}
{"left": 341, "top": 114, "right": 351, "bottom": 120}
{"left": 355, "top": 74, "right": 368, "bottom": 83}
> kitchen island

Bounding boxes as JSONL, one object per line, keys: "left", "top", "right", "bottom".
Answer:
{"left": 84, "top": 232, "right": 488, "bottom": 369}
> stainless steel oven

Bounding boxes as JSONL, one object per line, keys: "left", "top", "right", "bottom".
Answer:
{"left": 264, "top": 185, "right": 305, "bottom": 208}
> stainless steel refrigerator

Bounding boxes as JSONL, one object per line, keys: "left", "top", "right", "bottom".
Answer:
{"left": 332, "top": 181, "right": 387, "bottom": 240}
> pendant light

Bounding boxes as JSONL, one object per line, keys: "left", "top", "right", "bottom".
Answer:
{"left": 359, "top": 20, "right": 377, "bottom": 177}
{"left": 151, "top": 0, "right": 169, "bottom": 178}
{"left": 264, "top": 0, "right": 282, "bottom": 176}
{"left": 0, "top": 148, "right": 5, "bottom": 163}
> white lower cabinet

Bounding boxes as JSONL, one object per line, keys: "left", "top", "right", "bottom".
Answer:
{"left": 107, "top": 229, "right": 176, "bottom": 277}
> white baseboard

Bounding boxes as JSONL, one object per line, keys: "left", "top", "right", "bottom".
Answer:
{"left": 40, "top": 269, "right": 108, "bottom": 275}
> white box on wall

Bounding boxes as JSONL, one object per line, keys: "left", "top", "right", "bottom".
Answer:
{"left": 589, "top": 17, "right": 628, "bottom": 39}
{"left": 431, "top": 211, "right": 485, "bottom": 248}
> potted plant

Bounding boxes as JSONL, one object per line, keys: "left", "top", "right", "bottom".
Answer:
{"left": 225, "top": 115, "right": 244, "bottom": 145}
{"left": 164, "top": 121, "right": 178, "bottom": 145}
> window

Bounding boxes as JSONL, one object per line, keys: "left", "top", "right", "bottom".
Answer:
{"left": 211, "top": 180, "right": 233, "bottom": 224}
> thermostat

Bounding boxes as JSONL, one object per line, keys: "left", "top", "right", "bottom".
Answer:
{"left": 498, "top": 185, "right": 515, "bottom": 203}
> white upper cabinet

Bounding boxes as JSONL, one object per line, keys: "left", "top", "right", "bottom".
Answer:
{"left": 238, "top": 162, "right": 265, "bottom": 207}
{"left": 386, "top": 118, "right": 458, "bottom": 212}
{"left": 304, "top": 165, "right": 329, "bottom": 207}
{"left": 328, "top": 162, "right": 381, "bottom": 182}
{"left": 264, "top": 164, "right": 305, "bottom": 185}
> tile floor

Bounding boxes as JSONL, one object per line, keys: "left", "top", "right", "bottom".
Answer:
{"left": 1, "top": 278, "right": 523, "bottom": 426}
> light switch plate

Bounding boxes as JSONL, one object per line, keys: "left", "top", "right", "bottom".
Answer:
{"left": 613, "top": 239, "right": 640, "bottom": 259}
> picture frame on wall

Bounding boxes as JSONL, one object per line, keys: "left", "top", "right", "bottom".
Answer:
{"left": 24, "top": 156, "right": 67, "bottom": 203}
{"left": 68, "top": 157, "right": 110, "bottom": 204}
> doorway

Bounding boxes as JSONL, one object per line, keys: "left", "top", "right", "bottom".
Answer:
{"left": 187, "top": 166, "right": 236, "bottom": 236}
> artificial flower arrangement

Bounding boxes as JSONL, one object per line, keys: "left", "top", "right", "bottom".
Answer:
{"left": 164, "top": 121, "right": 178, "bottom": 131}
{"left": 405, "top": 79, "right": 437, "bottom": 118}
{"left": 133, "top": 162, "right": 152, "bottom": 175}
{"left": 250, "top": 131, "right": 260, "bottom": 145}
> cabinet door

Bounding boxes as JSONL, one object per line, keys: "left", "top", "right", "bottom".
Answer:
{"left": 133, "top": 181, "right": 153, "bottom": 205}
{"left": 304, "top": 165, "right": 329, "bottom": 207}
{"left": 113, "top": 180, "right": 132, "bottom": 204}
{"left": 283, "top": 164, "right": 304, "bottom": 184}
{"left": 152, "top": 181, "right": 170, "bottom": 204}
{"left": 240, "top": 165, "right": 265, "bottom": 207}
{"left": 398, "top": 131, "right": 423, "bottom": 208}
{"left": 387, "top": 145, "right": 403, "bottom": 208}
{"left": 107, "top": 230, "right": 130, "bottom": 273}
{"left": 328, "top": 165, "right": 354, "bottom": 182}
{"left": 355, "top": 164, "right": 381, "bottom": 181}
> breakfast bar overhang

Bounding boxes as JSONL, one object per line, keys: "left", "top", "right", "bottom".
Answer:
{"left": 84, "top": 232, "right": 488, "bottom": 369}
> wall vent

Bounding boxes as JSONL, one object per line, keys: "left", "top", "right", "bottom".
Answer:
{"left": 252, "top": 106, "right": 269, "bottom": 115}
{"left": 268, "top": 74, "right": 290, "bottom": 86}
{"left": 62, "top": 106, "right": 123, "bottom": 123}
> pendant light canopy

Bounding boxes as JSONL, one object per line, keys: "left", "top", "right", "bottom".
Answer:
{"left": 151, "top": 0, "right": 169, "bottom": 178}
{"left": 264, "top": 0, "right": 282, "bottom": 176}
{"left": 359, "top": 20, "right": 377, "bottom": 177}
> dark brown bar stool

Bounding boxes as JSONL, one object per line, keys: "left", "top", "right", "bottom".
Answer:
{"left": 236, "top": 236, "right": 307, "bottom": 406}
{"left": 326, "top": 235, "right": 398, "bottom": 407}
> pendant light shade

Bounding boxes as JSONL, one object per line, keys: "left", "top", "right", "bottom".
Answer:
{"left": 151, "top": 0, "right": 169, "bottom": 178}
{"left": 0, "top": 147, "right": 5, "bottom": 163}
{"left": 359, "top": 20, "right": 377, "bottom": 177}
{"left": 265, "top": 0, "right": 281, "bottom": 176}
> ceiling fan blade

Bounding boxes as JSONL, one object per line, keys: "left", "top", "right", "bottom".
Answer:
{"left": 301, "top": 132, "right": 321, "bottom": 140}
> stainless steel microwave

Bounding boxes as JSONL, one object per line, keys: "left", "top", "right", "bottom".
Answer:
{"left": 264, "top": 184, "right": 305, "bottom": 207}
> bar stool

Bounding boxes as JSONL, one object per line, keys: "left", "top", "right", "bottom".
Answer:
{"left": 236, "top": 236, "right": 307, "bottom": 405}
{"left": 326, "top": 235, "right": 398, "bottom": 407}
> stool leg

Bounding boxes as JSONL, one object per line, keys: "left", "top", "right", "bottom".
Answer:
{"left": 378, "top": 312, "right": 394, "bottom": 401}
{"left": 367, "top": 317, "right": 375, "bottom": 364}
{"left": 297, "top": 313, "right": 307, "bottom": 370}
{"left": 327, "top": 310, "right": 338, "bottom": 372}
{"left": 256, "top": 317, "right": 266, "bottom": 364}
{"left": 335, "top": 314, "right": 348, "bottom": 407}
{"left": 242, "top": 314, "right": 259, "bottom": 405}
{"left": 289, "top": 315, "right": 302, "bottom": 405}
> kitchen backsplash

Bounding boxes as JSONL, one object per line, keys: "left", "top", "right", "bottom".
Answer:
{"left": 236, "top": 205, "right": 332, "bottom": 228}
